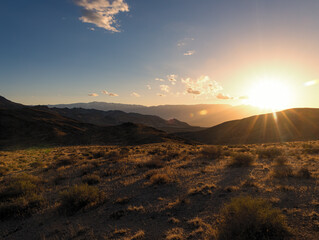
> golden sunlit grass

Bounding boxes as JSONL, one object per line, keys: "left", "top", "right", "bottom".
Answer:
{"left": 0, "top": 142, "right": 318, "bottom": 239}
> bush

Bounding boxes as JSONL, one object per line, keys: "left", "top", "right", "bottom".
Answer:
{"left": 272, "top": 166, "right": 293, "bottom": 178}
{"left": 201, "top": 146, "right": 223, "bottom": 160}
{"left": 59, "top": 184, "right": 104, "bottom": 214}
{"left": 296, "top": 167, "right": 312, "bottom": 179}
{"left": 302, "top": 144, "right": 319, "bottom": 154}
{"left": 274, "top": 156, "right": 288, "bottom": 166}
{"left": 230, "top": 153, "right": 255, "bottom": 167}
{"left": 149, "top": 173, "right": 172, "bottom": 185}
{"left": 218, "top": 196, "right": 290, "bottom": 240}
{"left": 82, "top": 174, "right": 101, "bottom": 185}
{"left": 257, "top": 147, "right": 282, "bottom": 160}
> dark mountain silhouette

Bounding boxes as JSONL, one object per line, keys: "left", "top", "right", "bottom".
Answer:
{"left": 178, "top": 108, "right": 319, "bottom": 144}
{"left": 0, "top": 96, "right": 24, "bottom": 109}
{"left": 0, "top": 97, "right": 188, "bottom": 149}
{"left": 35, "top": 106, "right": 203, "bottom": 133}
{"left": 48, "top": 102, "right": 266, "bottom": 127}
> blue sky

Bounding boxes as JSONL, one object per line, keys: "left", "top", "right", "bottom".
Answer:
{"left": 1, "top": 0, "right": 319, "bottom": 108}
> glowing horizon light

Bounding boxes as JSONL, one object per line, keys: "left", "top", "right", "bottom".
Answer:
{"left": 246, "top": 77, "right": 292, "bottom": 111}
{"left": 304, "top": 79, "right": 318, "bottom": 87}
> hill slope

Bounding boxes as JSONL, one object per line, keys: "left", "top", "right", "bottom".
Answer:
{"left": 0, "top": 97, "right": 186, "bottom": 149}
{"left": 36, "top": 107, "right": 203, "bottom": 133}
{"left": 178, "top": 108, "right": 319, "bottom": 144}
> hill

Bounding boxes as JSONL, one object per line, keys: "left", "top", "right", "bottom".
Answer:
{"left": 48, "top": 101, "right": 266, "bottom": 127}
{"left": 0, "top": 97, "right": 187, "bottom": 149}
{"left": 178, "top": 108, "right": 319, "bottom": 144}
{"left": 36, "top": 106, "right": 203, "bottom": 133}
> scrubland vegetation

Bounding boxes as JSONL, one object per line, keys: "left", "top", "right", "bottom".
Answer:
{"left": 0, "top": 141, "right": 319, "bottom": 239}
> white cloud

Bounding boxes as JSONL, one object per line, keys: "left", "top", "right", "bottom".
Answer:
{"left": 167, "top": 74, "right": 177, "bottom": 85}
{"left": 155, "top": 78, "right": 165, "bottom": 82}
{"left": 160, "top": 85, "right": 170, "bottom": 93}
{"left": 146, "top": 84, "right": 151, "bottom": 90}
{"left": 131, "top": 92, "right": 141, "bottom": 97}
{"left": 184, "top": 50, "right": 195, "bottom": 56}
{"left": 216, "top": 93, "right": 233, "bottom": 100}
{"left": 102, "top": 90, "right": 119, "bottom": 96}
{"left": 182, "top": 75, "right": 223, "bottom": 97}
{"left": 74, "top": 0, "right": 129, "bottom": 32}
{"left": 239, "top": 95, "right": 249, "bottom": 100}
{"left": 89, "top": 27, "right": 95, "bottom": 31}
{"left": 88, "top": 93, "right": 99, "bottom": 97}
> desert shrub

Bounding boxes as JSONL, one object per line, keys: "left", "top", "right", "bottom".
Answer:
{"left": 257, "top": 147, "right": 282, "bottom": 160}
{"left": 0, "top": 174, "right": 44, "bottom": 219}
{"left": 272, "top": 165, "right": 293, "bottom": 178}
{"left": 0, "top": 166, "right": 9, "bottom": 176}
{"left": 55, "top": 157, "right": 77, "bottom": 167}
{"left": 230, "top": 153, "right": 255, "bottom": 167}
{"left": 165, "top": 228, "right": 185, "bottom": 240}
{"left": 274, "top": 156, "right": 288, "bottom": 166}
{"left": 296, "top": 167, "right": 312, "bottom": 179}
{"left": 59, "top": 184, "right": 104, "bottom": 214}
{"left": 218, "top": 195, "right": 290, "bottom": 240}
{"left": 302, "top": 144, "right": 319, "bottom": 154}
{"left": 201, "top": 146, "right": 223, "bottom": 160}
{"left": 82, "top": 174, "right": 101, "bottom": 185}
{"left": 149, "top": 173, "right": 172, "bottom": 185}
{"left": 141, "top": 157, "right": 165, "bottom": 169}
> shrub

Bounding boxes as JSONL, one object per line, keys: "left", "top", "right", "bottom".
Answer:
{"left": 296, "top": 167, "right": 312, "bottom": 179}
{"left": 257, "top": 147, "right": 282, "bottom": 160}
{"left": 230, "top": 153, "right": 255, "bottom": 167}
{"left": 59, "top": 184, "right": 104, "bottom": 214}
{"left": 218, "top": 196, "right": 290, "bottom": 240}
{"left": 201, "top": 146, "right": 223, "bottom": 160}
{"left": 141, "top": 157, "right": 165, "bottom": 169}
{"left": 149, "top": 173, "right": 172, "bottom": 185}
{"left": 272, "top": 166, "right": 293, "bottom": 178}
{"left": 82, "top": 174, "right": 101, "bottom": 185}
{"left": 274, "top": 156, "right": 288, "bottom": 166}
{"left": 302, "top": 144, "right": 319, "bottom": 154}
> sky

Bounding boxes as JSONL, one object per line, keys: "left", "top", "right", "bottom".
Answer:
{"left": 1, "top": 0, "right": 319, "bottom": 108}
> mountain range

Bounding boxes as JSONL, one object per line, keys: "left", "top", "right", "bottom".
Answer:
{"left": 0, "top": 96, "right": 187, "bottom": 149}
{"left": 48, "top": 101, "right": 267, "bottom": 127}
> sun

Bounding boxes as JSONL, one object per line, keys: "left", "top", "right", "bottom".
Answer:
{"left": 246, "top": 78, "right": 292, "bottom": 111}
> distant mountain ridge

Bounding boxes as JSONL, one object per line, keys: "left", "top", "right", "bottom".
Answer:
{"left": 35, "top": 106, "right": 203, "bottom": 133}
{"left": 0, "top": 96, "right": 189, "bottom": 149}
{"left": 177, "top": 108, "right": 319, "bottom": 144}
{"left": 48, "top": 101, "right": 267, "bottom": 127}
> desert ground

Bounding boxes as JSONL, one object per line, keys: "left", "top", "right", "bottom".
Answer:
{"left": 0, "top": 141, "right": 319, "bottom": 239}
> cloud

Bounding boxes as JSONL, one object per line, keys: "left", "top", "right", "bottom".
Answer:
{"left": 167, "top": 74, "right": 177, "bottom": 85}
{"left": 146, "top": 85, "right": 151, "bottom": 90}
{"left": 74, "top": 0, "right": 129, "bottom": 32}
{"left": 155, "top": 78, "right": 165, "bottom": 82}
{"left": 182, "top": 75, "right": 223, "bottom": 97}
{"left": 89, "top": 27, "right": 95, "bottom": 31}
{"left": 157, "top": 93, "right": 166, "bottom": 97}
{"left": 184, "top": 50, "right": 195, "bottom": 56}
{"left": 102, "top": 90, "right": 119, "bottom": 96}
{"left": 216, "top": 93, "right": 233, "bottom": 100}
{"left": 88, "top": 93, "right": 99, "bottom": 97}
{"left": 177, "top": 38, "right": 194, "bottom": 47}
{"left": 131, "top": 92, "right": 141, "bottom": 97}
{"left": 186, "top": 88, "right": 201, "bottom": 95}
{"left": 160, "top": 85, "right": 170, "bottom": 93}
{"left": 304, "top": 79, "right": 318, "bottom": 87}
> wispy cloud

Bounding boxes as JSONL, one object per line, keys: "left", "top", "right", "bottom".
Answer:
{"left": 160, "top": 85, "right": 170, "bottom": 93}
{"left": 304, "top": 79, "right": 319, "bottom": 87}
{"left": 239, "top": 95, "right": 249, "bottom": 100}
{"left": 146, "top": 84, "right": 152, "bottom": 90}
{"left": 182, "top": 75, "right": 223, "bottom": 97}
{"left": 74, "top": 0, "right": 129, "bottom": 32}
{"left": 177, "top": 38, "right": 194, "bottom": 47}
{"left": 167, "top": 74, "right": 177, "bottom": 85}
{"left": 102, "top": 90, "right": 118, "bottom": 96}
{"left": 155, "top": 78, "right": 165, "bottom": 82}
{"left": 131, "top": 92, "right": 141, "bottom": 97}
{"left": 216, "top": 93, "right": 233, "bottom": 100}
{"left": 88, "top": 93, "right": 99, "bottom": 97}
{"left": 184, "top": 50, "right": 195, "bottom": 56}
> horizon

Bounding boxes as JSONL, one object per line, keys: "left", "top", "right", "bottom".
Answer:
{"left": 1, "top": 0, "right": 319, "bottom": 111}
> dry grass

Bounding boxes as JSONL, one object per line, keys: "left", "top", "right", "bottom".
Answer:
{"left": 0, "top": 142, "right": 318, "bottom": 239}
